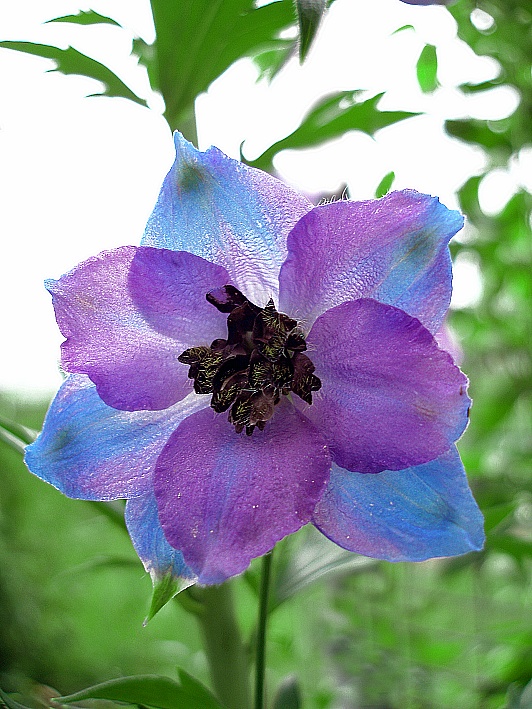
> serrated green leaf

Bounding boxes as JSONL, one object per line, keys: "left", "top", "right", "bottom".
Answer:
{"left": 247, "top": 91, "right": 418, "bottom": 172}
{"left": 296, "top": 0, "right": 326, "bottom": 63}
{"left": 0, "top": 41, "right": 146, "bottom": 106}
{"left": 132, "top": 37, "right": 159, "bottom": 92}
{"left": 273, "top": 676, "right": 302, "bottom": 709}
{"left": 149, "top": 0, "right": 296, "bottom": 132}
{"left": 375, "top": 171, "right": 395, "bottom": 197}
{"left": 58, "top": 672, "right": 225, "bottom": 709}
{"left": 416, "top": 44, "right": 438, "bottom": 93}
{"left": 45, "top": 10, "right": 121, "bottom": 27}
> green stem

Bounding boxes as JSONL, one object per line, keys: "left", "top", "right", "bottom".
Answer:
{"left": 255, "top": 551, "right": 273, "bottom": 709}
{"left": 168, "top": 104, "right": 198, "bottom": 146}
{"left": 192, "top": 583, "right": 251, "bottom": 709}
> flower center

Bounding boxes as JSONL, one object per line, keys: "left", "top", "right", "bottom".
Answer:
{"left": 178, "top": 285, "right": 321, "bottom": 435}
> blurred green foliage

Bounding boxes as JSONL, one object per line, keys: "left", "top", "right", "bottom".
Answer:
{"left": 1, "top": 0, "right": 531, "bottom": 706}
{"left": 416, "top": 44, "right": 439, "bottom": 93}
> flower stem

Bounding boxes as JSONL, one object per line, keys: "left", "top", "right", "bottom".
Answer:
{"left": 255, "top": 550, "right": 273, "bottom": 709}
{"left": 192, "top": 583, "right": 251, "bottom": 709}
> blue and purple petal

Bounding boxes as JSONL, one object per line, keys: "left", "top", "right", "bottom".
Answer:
{"left": 278, "top": 191, "right": 463, "bottom": 333}
{"left": 125, "top": 492, "right": 197, "bottom": 590}
{"left": 25, "top": 133, "right": 482, "bottom": 587}
{"left": 153, "top": 403, "right": 331, "bottom": 584}
{"left": 142, "top": 133, "right": 313, "bottom": 304}
{"left": 25, "top": 374, "right": 207, "bottom": 500}
{"left": 305, "top": 298, "right": 470, "bottom": 474}
{"left": 312, "top": 447, "right": 484, "bottom": 561}
{"left": 47, "top": 246, "right": 230, "bottom": 411}
{"left": 400, "top": 0, "right": 451, "bottom": 5}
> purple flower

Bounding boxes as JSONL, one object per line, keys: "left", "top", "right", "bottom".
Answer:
{"left": 25, "top": 133, "right": 484, "bottom": 587}
{"left": 399, "top": 0, "right": 452, "bottom": 5}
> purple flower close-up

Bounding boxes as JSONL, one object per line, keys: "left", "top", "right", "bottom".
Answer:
{"left": 25, "top": 132, "right": 484, "bottom": 588}
{"left": 399, "top": 0, "right": 452, "bottom": 5}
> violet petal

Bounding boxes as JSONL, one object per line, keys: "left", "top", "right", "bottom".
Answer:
{"left": 278, "top": 190, "right": 463, "bottom": 333}
{"left": 24, "top": 374, "right": 208, "bottom": 500}
{"left": 142, "top": 132, "right": 313, "bottom": 304}
{"left": 153, "top": 403, "right": 331, "bottom": 584}
{"left": 306, "top": 298, "right": 470, "bottom": 474}
{"left": 400, "top": 0, "right": 451, "bottom": 5}
{"left": 48, "top": 245, "right": 230, "bottom": 411}
{"left": 312, "top": 447, "right": 484, "bottom": 560}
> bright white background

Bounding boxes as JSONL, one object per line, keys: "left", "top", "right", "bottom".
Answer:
{"left": 0, "top": 0, "right": 520, "bottom": 397}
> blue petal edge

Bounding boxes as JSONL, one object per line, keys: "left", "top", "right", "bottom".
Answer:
{"left": 312, "top": 446, "right": 485, "bottom": 561}
{"left": 25, "top": 374, "right": 207, "bottom": 501}
{"left": 142, "top": 131, "right": 312, "bottom": 304}
{"left": 125, "top": 493, "right": 197, "bottom": 588}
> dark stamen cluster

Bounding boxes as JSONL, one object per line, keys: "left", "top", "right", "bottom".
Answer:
{"left": 178, "top": 285, "right": 321, "bottom": 435}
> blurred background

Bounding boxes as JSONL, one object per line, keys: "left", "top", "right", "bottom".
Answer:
{"left": 0, "top": 0, "right": 531, "bottom": 707}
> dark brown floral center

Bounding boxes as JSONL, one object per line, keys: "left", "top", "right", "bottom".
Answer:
{"left": 178, "top": 285, "right": 321, "bottom": 435}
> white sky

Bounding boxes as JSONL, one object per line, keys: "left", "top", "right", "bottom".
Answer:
{"left": 0, "top": 0, "right": 520, "bottom": 397}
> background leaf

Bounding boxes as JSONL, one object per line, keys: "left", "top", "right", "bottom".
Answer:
{"left": 148, "top": 0, "right": 296, "bottom": 135}
{"left": 416, "top": 44, "right": 438, "bottom": 93}
{"left": 295, "top": 0, "right": 327, "bottom": 62}
{"left": 247, "top": 91, "right": 418, "bottom": 172}
{"left": 0, "top": 41, "right": 146, "bottom": 106}
{"left": 375, "top": 170, "right": 395, "bottom": 197}
{"left": 272, "top": 676, "right": 302, "bottom": 709}
{"left": 59, "top": 672, "right": 225, "bottom": 709}
{"left": 45, "top": 11, "right": 121, "bottom": 27}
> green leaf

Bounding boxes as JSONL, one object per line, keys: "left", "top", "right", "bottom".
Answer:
{"left": 247, "top": 91, "right": 418, "bottom": 172}
{"left": 58, "top": 671, "right": 225, "bottom": 709}
{"left": 273, "top": 676, "right": 302, "bottom": 709}
{"left": 132, "top": 37, "right": 159, "bottom": 92}
{"left": 62, "top": 555, "right": 140, "bottom": 577}
{"left": 296, "top": 0, "right": 326, "bottom": 63}
{"left": 445, "top": 118, "right": 513, "bottom": 153}
{"left": 458, "top": 78, "right": 505, "bottom": 94}
{"left": 489, "top": 535, "right": 532, "bottom": 562}
{"left": 483, "top": 501, "right": 516, "bottom": 533}
{"left": 0, "top": 688, "right": 33, "bottom": 709}
{"left": 392, "top": 24, "right": 414, "bottom": 34}
{"left": 416, "top": 44, "right": 438, "bottom": 93}
{"left": 518, "top": 679, "right": 532, "bottom": 708}
{"left": 0, "top": 41, "right": 147, "bottom": 106}
{"left": 375, "top": 170, "right": 395, "bottom": 197}
{"left": 0, "top": 415, "right": 37, "bottom": 445}
{"left": 176, "top": 669, "right": 226, "bottom": 709}
{"left": 253, "top": 39, "right": 295, "bottom": 82}
{"left": 145, "top": 571, "right": 195, "bottom": 624}
{"left": 0, "top": 424, "right": 27, "bottom": 456}
{"left": 272, "top": 529, "right": 376, "bottom": 609}
{"left": 45, "top": 10, "right": 121, "bottom": 27}
{"left": 149, "top": 0, "right": 296, "bottom": 132}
